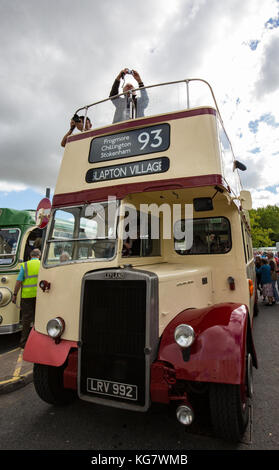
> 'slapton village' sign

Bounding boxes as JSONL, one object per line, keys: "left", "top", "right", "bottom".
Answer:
{"left": 86, "top": 157, "right": 170, "bottom": 183}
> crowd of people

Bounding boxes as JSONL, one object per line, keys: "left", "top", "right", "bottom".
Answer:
{"left": 254, "top": 250, "right": 279, "bottom": 306}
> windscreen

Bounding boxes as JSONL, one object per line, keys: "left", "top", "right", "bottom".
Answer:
{"left": 0, "top": 228, "right": 20, "bottom": 266}
{"left": 45, "top": 200, "right": 118, "bottom": 266}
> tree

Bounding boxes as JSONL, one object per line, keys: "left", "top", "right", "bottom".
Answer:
{"left": 249, "top": 205, "right": 279, "bottom": 247}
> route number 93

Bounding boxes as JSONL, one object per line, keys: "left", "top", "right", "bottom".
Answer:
{"left": 138, "top": 128, "right": 163, "bottom": 150}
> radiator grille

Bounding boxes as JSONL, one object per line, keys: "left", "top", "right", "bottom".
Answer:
{"left": 79, "top": 278, "right": 147, "bottom": 407}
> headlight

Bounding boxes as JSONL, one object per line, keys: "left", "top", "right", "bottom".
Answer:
{"left": 0, "top": 287, "right": 12, "bottom": 307}
{"left": 174, "top": 324, "right": 195, "bottom": 348}
{"left": 46, "top": 317, "right": 65, "bottom": 339}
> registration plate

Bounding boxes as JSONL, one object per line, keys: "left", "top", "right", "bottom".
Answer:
{"left": 87, "top": 378, "right": 138, "bottom": 401}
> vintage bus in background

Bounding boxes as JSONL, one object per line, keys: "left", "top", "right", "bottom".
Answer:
{"left": 0, "top": 208, "right": 43, "bottom": 334}
{"left": 24, "top": 77, "right": 257, "bottom": 441}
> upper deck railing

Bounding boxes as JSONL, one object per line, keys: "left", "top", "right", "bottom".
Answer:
{"left": 75, "top": 78, "right": 225, "bottom": 129}
{"left": 70, "top": 79, "right": 243, "bottom": 196}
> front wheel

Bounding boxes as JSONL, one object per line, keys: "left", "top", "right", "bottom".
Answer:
{"left": 209, "top": 382, "right": 249, "bottom": 442}
{"left": 33, "top": 363, "right": 77, "bottom": 405}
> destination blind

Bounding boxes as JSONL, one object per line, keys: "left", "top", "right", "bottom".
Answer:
{"left": 89, "top": 124, "right": 170, "bottom": 163}
{"left": 86, "top": 157, "right": 170, "bottom": 183}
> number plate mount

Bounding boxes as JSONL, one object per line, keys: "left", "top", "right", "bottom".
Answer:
{"left": 87, "top": 378, "right": 138, "bottom": 401}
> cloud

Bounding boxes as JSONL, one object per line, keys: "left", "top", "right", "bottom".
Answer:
{"left": 0, "top": 0, "right": 279, "bottom": 209}
{"left": 250, "top": 187, "right": 279, "bottom": 208}
{"left": 255, "top": 33, "right": 279, "bottom": 97}
{"left": 0, "top": 181, "right": 28, "bottom": 194}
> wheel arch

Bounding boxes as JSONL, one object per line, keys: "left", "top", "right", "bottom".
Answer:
{"left": 157, "top": 303, "right": 257, "bottom": 385}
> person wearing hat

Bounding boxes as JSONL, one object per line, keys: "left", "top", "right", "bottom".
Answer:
{"left": 12, "top": 248, "right": 41, "bottom": 348}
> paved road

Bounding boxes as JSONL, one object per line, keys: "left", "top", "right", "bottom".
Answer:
{"left": 0, "top": 302, "right": 278, "bottom": 456}
{"left": 0, "top": 331, "right": 21, "bottom": 354}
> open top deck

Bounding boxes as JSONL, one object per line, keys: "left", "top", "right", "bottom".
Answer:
{"left": 54, "top": 79, "right": 243, "bottom": 208}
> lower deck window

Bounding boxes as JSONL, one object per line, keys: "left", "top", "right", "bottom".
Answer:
{"left": 174, "top": 217, "right": 232, "bottom": 255}
{"left": 122, "top": 210, "right": 161, "bottom": 258}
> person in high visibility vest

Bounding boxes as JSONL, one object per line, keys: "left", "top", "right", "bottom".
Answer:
{"left": 12, "top": 248, "right": 41, "bottom": 348}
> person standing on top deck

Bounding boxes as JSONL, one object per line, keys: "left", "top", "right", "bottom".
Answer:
{"left": 109, "top": 68, "right": 149, "bottom": 123}
{"left": 61, "top": 114, "right": 92, "bottom": 147}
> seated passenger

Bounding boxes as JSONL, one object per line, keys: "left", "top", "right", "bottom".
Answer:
{"left": 189, "top": 235, "right": 207, "bottom": 254}
{"left": 109, "top": 68, "right": 149, "bottom": 123}
{"left": 61, "top": 115, "right": 92, "bottom": 147}
{"left": 60, "top": 252, "right": 70, "bottom": 262}
{"left": 209, "top": 233, "right": 222, "bottom": 253}
{"left": 122, "top": 236, "right": 141, "bottom": 257}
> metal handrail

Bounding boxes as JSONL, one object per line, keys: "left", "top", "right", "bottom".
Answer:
{"left": 74, "top": 77, "right": 236, "bottom": 163}
{"left": 73, "top": 78, "right": 243, "bottom": 190}
{"left": 75, "top": 77, "right": 224, "bottom": 125}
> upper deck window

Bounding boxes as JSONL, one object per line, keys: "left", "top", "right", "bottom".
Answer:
{"left": 45, "top": 201, "right": 118, "bottom": 266}
{"left": 0, "top": 228, "right": 20, "bottom": 266}
{"left": 174, "top": 217, "right": 231, "bottom": 255}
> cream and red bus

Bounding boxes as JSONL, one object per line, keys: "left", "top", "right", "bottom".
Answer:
{"left": 23, "top": 78, "right": 257, "bottom": 441}
{"left": 0, "top": 208, "right": 44, "bottom": 334}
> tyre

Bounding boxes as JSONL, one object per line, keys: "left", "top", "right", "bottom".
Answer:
{"left": 209, "top": 382, "right": 249, "bottom": 442}
{"left": 33, "top": 363, "right": 77, "bottom": 405}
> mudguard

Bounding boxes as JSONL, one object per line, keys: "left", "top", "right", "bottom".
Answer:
{"left": 23, "top": 328, "right": 77, "bottom": 367}
{"left": 156, "top": 303, "right": 257, "bottom": 385}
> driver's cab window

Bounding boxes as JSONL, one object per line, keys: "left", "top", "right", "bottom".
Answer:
{"left": 45, "top": 202, "right": 118, "bottom": 265}
{"left": 0, "top": 228, "right": 20, "bottom": 266}
{"left": 122, "top": 208, "right": 161, "bottom": 257}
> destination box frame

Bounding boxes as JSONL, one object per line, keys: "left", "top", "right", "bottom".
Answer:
{"left": 88, "top": 123, "right": 170, "bottom": 164}
{"left": 85, "top": 157, "right": 170, "bottom": 184}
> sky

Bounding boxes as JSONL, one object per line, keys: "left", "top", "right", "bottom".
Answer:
{"left": 0, "top": 0, "right": 279, "bottom": 210}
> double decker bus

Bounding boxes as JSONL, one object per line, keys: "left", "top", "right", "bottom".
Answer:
{"left": 0, "top": 208, "right": 43, "bottom": 334}
{"left": 23, "top": 78, "right": 257, "bottom": 441}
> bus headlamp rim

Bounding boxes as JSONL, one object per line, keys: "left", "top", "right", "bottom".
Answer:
{"left": 46, "top": 317, "right": 65, "bottom": 339}
{"left": 174, "top": 324, "right": 195, "bottom": 348}
{"left": 0, "top": 287, "right": 12, "bottom": 307}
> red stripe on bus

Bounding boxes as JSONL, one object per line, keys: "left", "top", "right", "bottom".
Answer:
{"left": 52, "top": 174, "right": 227, "bottom": 207}
{"left": 67, "top": 107, "right": 217, "bottom": 144}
